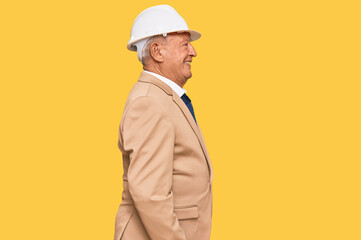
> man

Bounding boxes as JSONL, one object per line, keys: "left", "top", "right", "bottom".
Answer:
{"left": 114, "top": 5, "right": 213, "bottom": 240}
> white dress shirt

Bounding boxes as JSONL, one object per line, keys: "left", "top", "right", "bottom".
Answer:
{"left": 144, "top": 71, "right": 186, "bottom": 97}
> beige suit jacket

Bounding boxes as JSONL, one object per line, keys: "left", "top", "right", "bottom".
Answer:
{"left": 114, "top": 72, "right": 213, "bottom": 240}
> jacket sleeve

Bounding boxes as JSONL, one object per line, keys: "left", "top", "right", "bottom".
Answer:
{"left": 121, "top": 96, "right": 186, "bottom": 240}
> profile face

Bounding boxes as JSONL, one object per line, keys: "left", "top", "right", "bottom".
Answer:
{"left": 161, "top": 32, "right": 197, "bottom": 86}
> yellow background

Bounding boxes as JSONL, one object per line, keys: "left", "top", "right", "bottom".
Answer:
{"left": 1, "top": 0, "right": 360, "bottom": 239}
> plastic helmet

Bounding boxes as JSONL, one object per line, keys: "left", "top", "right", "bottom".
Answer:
{"left": 127, "top": 5, "right": 201, "bottom": 61}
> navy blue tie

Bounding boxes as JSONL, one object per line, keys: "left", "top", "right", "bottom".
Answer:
{"left": 181, "top": 93, "right": 197, "bottom": 124}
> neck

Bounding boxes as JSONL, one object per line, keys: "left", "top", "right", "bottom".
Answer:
{"left": 144, "top": 64, "right": 185, "bottom": 88}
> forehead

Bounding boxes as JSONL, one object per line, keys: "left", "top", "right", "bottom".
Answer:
{"left": 167, "top": 32, "right": 191, "bottom": 42}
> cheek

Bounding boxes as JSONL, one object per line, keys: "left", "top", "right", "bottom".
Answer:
{"left": 174, "top": 58, "right": 185, "bottom": 69}
{"left": 164, "top": 49, "right": 187, "bottom": 69}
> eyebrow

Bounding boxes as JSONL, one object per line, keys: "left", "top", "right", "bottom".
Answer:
{"left": 180, "top": 38, "right": 190, "bottom": 44}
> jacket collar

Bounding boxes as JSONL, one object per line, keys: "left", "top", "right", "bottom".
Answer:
{"left": 138, "top": 71, "right": 173, "bottom": 95}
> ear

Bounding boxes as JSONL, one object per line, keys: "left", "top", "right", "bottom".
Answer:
{"left": 149, "top": 41, "right": 164, "bottom": 63}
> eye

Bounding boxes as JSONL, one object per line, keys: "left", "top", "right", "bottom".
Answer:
{"left": 183, "top": 43, "right": 188, "bottom": 47}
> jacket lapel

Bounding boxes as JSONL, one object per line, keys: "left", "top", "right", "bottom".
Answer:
{"left": 138, "top": 71, "right": 213, "bottom": 182}
{"left": 172, "top": 94, "right": 213, "bottom": 182}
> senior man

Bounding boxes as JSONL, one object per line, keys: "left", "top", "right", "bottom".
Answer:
{"left": 114, "top": 5, "right": 213, "bottom": 240}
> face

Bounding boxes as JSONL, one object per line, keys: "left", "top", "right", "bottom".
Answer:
{"left": 160, "top": 33, "right": 197, "bottom": 87}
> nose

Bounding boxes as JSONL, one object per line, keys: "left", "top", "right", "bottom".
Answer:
{"left": 189, "top": 43, "right": 197, "bottom": 57}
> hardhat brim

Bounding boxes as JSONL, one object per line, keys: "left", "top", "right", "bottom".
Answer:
{"left": 127, "top": 29, "right": 201, "bottom": 51}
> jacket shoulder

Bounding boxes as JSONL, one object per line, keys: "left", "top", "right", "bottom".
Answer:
{"left": 120, "top": 81, "right": 172, "bottom": 125}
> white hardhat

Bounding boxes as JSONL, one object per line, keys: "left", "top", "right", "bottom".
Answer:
{"left": 127, "top": 5, "right": 201, "bottom": 60}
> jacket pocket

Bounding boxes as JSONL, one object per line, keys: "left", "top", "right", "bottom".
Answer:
{"left": 174, "top": 206, "right": 198, "bottom": 220}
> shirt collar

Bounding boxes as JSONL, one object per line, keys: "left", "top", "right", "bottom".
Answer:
{"left": 144, "top": 70, "right": 186, "bottom": 97}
